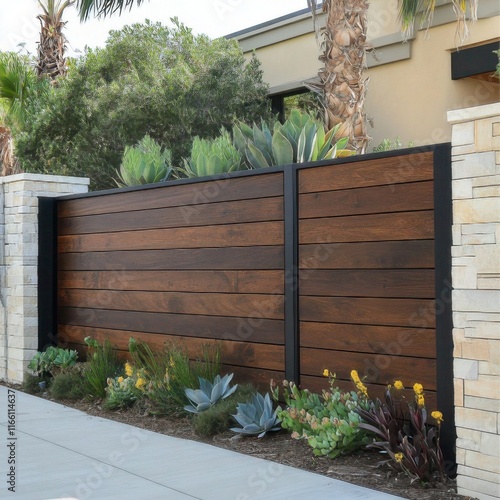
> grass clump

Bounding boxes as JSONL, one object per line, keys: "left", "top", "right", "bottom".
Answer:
{"left": 82, "top": 337, "right": 121, "bottom": 399}
{"left": 21, "top": 372, "right": 48, "bottom": 394}
{"left": 50, "top": 370, "right": 86, "bottom": 400}
{"left": 192, "top": 384, "right": 256, "bottom": 437}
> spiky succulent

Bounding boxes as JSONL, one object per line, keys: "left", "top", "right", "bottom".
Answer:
{"left": 230, "top": 392, "right": 281, "bottom": 438}
{"left": 184, "top": 373, "right": 238, "bottom": 414}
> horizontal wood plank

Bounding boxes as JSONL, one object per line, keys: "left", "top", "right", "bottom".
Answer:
{"left": 58, "top": 270, "right": 283, "bottom": 294}
{"left": 300, "top": 347, "right": 437, "bottom": 389}
{"left": 299, "top": 322, "right": 436, "bottom": 358}
{"left": 299, "top": 181, "right": 433, "bottom": 219}
{"left": 58, "top": 246, "right": 284, "bottom": 271}
{"left": 58, "top": 309, "right": 284, "bottom": 344}
{"left": 300, "top": 296, "right": 436, "bottom": 327}
{"left": 299, "top": 269, "right": 435, "bottom": 298}
{"left": 58, "top": 173, "right": 284, "bottom": 218}
{"left": 299, "top": 240, "right": 435, "bottom": 269}
{"left": 59, "top": 196, "right": 283, "bottom": 235}
{"left": 59, "top": 221, "right": 283, "bottom": 253}
{"left": 300, "top": 211, "right": 434, "bottom": 244}
{"left": 298, "top": 152, "right": 434, "bottom": 194}
{"left": 61, "top": 327, "right": 284, "bottom": 371}
{"left": 58, "top": 289, "right": 284, "bottom": 319}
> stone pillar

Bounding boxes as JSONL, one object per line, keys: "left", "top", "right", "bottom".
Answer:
{"left": 448, "top": 103, "right": 500, "bottom": 500}
{"left": 0, "top": 173, "right": 89, "bottom": 384}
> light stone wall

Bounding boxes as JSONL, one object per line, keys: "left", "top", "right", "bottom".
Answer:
{"left": 0, "top": 173, "right": 89, "bottom": 384}
{"left": 448, "top": 103, "right": 500, "bottom": 500}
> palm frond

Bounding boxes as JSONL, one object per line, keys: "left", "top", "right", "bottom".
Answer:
{"left": 76, "top": 0, "right": 145, "bottom": 21}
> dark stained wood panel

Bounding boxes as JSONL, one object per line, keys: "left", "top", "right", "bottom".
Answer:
{"left": 300, "top": 347, "right": 437, "bottom": 389}
{"left": 58, "top": 246, "right": 284, "bottom": 271}
{"left": 299, "top": 181, "right": 434, "bottom": 219}
{"left": 300, "top": 322, "right": 436, "bottom": 358}
{"left": 58, "top": 270, "right": 283, "bottom": 294}
{"left": 58, "top": 310, "right": 284, "bottom": 345}
{"left": 58, "top": 173, "right": 284, "bottom": 218}
{"left": 300, "top": 211, "right": 434, "bottom": 244}
{"left": 59, "top": 196, "right": 283, "bottom": 235}
{"left": 59, "top": 289, "right": 284, "bottom": 319}
{"left": 299, "top": 269, "right": 435, "bottom": 298}
{"left": 300, "top": 296, "right": 436, "bottom": 327}
{"left": 59, "top": 221, "right": 284, "bottom": 253}
{"left": 61, "top": 327, "right": 284, "bottom": 371}
{"left": 298, "top": 152, "right": 434, "bottom": 194}
{"left": 299, "top": 240, "right": 435, "bottom": 269}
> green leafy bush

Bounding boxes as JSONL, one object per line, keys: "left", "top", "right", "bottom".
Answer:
{"left": 116, "top": 135, "right": 173, "bottom": 187}
{"left": 27, "top": 346, "right": 78, "bottom": 377}
{"left": 82, "top": 337, "right": 121, "bottom": 399}
{"left": 104, "top": 375, "right": 141, "bottom": 410}
{"left": 15, "top": 20, "right": 272, "bottom": 190}
{"left": 372, "top": 137, "right": 414, "bottom": 153}
{"left": 273, "top": 375, "right": 369, "bottom": 458}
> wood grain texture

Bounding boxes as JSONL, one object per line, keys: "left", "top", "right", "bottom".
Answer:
{"left": 299, "top": 269, "right": 435, "bottom": 298}
{"left": 58, "top": 310, "right": 284, "bottom": 344}
{"left": 58, "top": 221, "right": 283, "bottom": 253}
{"left": 58, "top": 270, "right": 284, "bottom": 294}
{"left": 300, "top": 211, "right": 434, "bottom": 244}
{"left": 61, "top": 327, "right": 284, "bottom": 371}
{"left": 300, "top": 296, "right": 436, "bottom": 327}
{"left": 299, "top": 240, "right": 435, "bottom": 269}
{"left": 58, "top": 246, "right": 284, "bottom": 271}
{"left": 300, "top": 347, "right": 437, "bottom": 389}
{"left": 58, "top": 289, "right": 284, "bottom": 319}
{"left": 59, "top": 196, "right": 283, "bottom": 235}
{"left": 298, "top": 152, "right": 434, "bottom": 194}
{"left": 299, "top": 322, "right": 436, "bottom": 358}
{"left": 58, "top": 173, "right": 284, "bottom": 218}
{"left": 299, "top": 181, "right": 434, "bottom": 219}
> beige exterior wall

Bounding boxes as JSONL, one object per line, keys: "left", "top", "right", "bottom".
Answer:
{"left": 235, "top": 2, "right": 500, "bottom": 150}
{"left": 448, "top": 102, "right": 500, "bottom": 500}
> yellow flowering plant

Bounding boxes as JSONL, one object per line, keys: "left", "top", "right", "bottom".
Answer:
{"left": 272, "top": 373, "right": 371, "bottom": 459}
{"left": 104, "top": 375, "right": 141, "bottom": 410}
{"left": 352, "top": 377, "right": 447, "bottom": 484}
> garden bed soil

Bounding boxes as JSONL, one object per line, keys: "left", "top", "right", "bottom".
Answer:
{"left": 12, "top": 386, "right": 475, "bottom": 500}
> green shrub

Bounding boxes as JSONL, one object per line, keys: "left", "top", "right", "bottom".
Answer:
{"left": 50, "top": 371, "right": 86, "bottom": 400}
{"left": 21, "top": 372, "right": 48, "bottom": 394}
{"left": 82, "top": 337, "right": 121, "bottom": 399}
{"left": 273, "top": 373, "right": 369, "bottom": 458}
{"left": 372, "top": 137, "right": 414, "bottom": 153}
{"left": 193, "top": 384, "right": 255, "bottom": 437}
{"left": 104, "top": 375, "right": 141, "bottom": 410}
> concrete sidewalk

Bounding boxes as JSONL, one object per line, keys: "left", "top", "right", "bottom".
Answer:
{"left": 0, "top": 386, "right": 402, "bottom": 500}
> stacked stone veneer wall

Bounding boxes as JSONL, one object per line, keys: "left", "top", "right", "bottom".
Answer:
{"left": 0, "top": 173, "right": 89, "bottom": 384}
{"left": 448, "top": 103, "right": 500, "bottom": 500}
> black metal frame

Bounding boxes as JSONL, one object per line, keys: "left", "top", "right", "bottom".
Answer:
{"left": 38, "top": 197, "right": 58, "bottom": 351}
{"left": 451, "top": 41, "right": 500, "bottom": 80}
{"left": 432, "top": 143, "right": 456, "bottom": 470}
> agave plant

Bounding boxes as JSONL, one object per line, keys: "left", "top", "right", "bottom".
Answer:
{"left": 230, "top": 392, "right": 281, "bottom": 438}
{"left": 180, "top": 129, "right": 243, "bottom": 178}
{"left": 115, "top": 135, "right": 173, "bottom": 187}
{"left": 184, "top": 373, "right": 238, "bottom": 414}
{"left": 233, "top": 109, "right": 353, "bottom": 170}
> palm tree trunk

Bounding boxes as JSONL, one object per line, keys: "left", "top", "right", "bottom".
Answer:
{"left": 319, "top": 0, "right": 370, "bottom": 154}
{"left": 0, "top": 127, "right": 20, "bottom": 176}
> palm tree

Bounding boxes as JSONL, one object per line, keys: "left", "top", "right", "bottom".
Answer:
{"left": 76, "top": 0, "right": 144, "bottom": 21}
{"left": 37, "top": 0, "right": 76, "bottom": 79}
{"left": 0, "top": 52, "right": 48, "bottom": 175}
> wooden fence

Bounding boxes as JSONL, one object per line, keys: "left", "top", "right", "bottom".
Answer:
{"left": 39, "top": 145, "right": 453, "bottom": 446}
